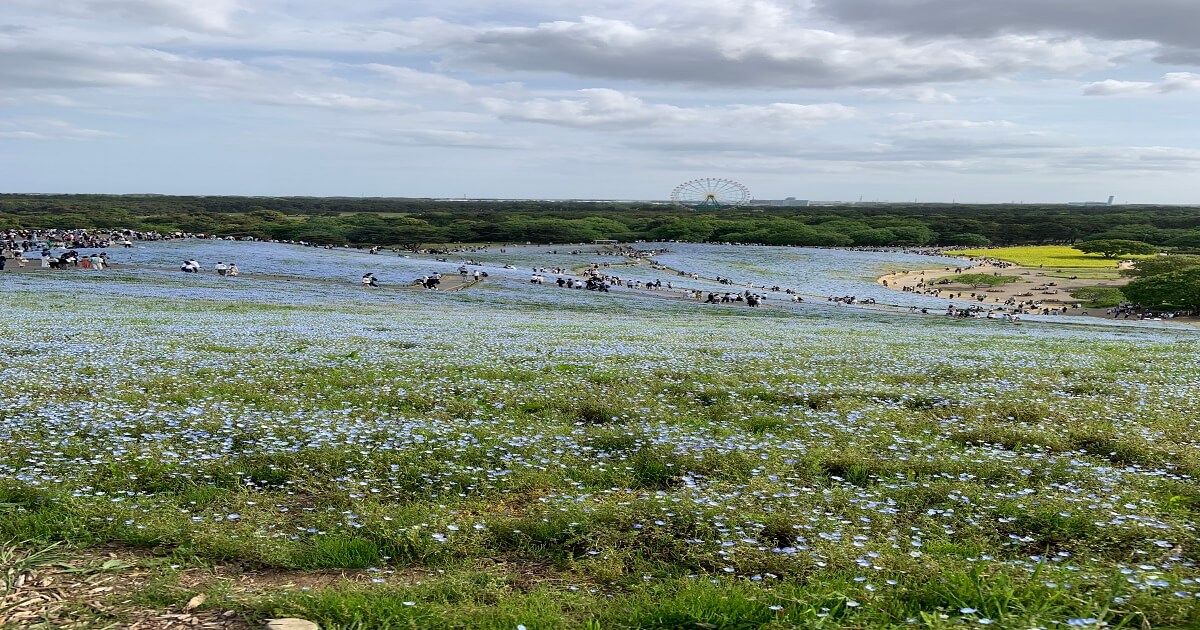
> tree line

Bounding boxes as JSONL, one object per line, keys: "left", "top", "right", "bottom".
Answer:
{"left": 4, "top": 194, "right": 1200, "bottom": 250}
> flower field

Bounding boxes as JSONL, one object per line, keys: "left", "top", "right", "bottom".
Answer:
{"left": 2, "top": 243, "right": 1199, "bottom": 628}
{"left": 946, "top": 247, "right": 1149, "bottom": 270}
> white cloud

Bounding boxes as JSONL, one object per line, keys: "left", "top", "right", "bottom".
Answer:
{"left": 1161, "top": 72, "right": 1200, "bottom": 93}
{"left": 896, "top": 119, "right": 1017, "bottom": 132}
{"left": 363, "top": 64, "right": 480, "bottom": 97}
{"left": 0, "top": 93, "right": 82, "bottom": 107}
{"left": 253, "top": 91, "right": 409, "bottom": 112}
{"left": 12, "top": 0, "right": 245, "bottom": 33}
{"left": 456, "top": 17, "right": 1108, "bottom": 88}
{"left": 1082, "top": 80, "right": 1157, "bottom": 96}
{"left": 480, "top": 89, "right": 855, "bottom": 130}
{"left": 0, "top": 119, "right": 117, "bottom": 140}
{"left": 1083, "top": 72, "right": 1200, "bottom": 96}
{"left": 481, "top": 89, "right": 683, "bottom": 128}
{"left": 341, "top": 128, "right": 533, "bottom": 150}
{"left": 860, "top": 87, "right": 958, "bottom": 104}
{"left": 641, "top": 135, "right": 1200, "bottom": 175}
{"left": 0, "top": 37, "right": 429, "bottom": 113}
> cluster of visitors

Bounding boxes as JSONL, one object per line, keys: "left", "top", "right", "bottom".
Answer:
{"left": 828, "top": 295, "right": 877, "bottom": 305}
{"left": 416, "top": 273, "right": 440, "bottom": 289}
{"left": 553, "top": 275, "right": 609, "bottom": 291}
{"left": 1107, "top": 303, "right": 1193, "bottom": 320}
{"left": 701, "top": 291, "right": 764, "bottom": 306}
{"left": 179, "top": 260, "right": 239, "bottom": 275}
{"left": 41, "top": 250, "right": 110, "bottom": 270}
{"left": 2, "top": 228, "right": 152, "bottom": 253}
{"left": 459, "top": 266, "right": 485, "bottom": 282}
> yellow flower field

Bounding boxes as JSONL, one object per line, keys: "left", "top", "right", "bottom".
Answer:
{"left": 947, "top": 245, "right": 1152, "bottom": 269}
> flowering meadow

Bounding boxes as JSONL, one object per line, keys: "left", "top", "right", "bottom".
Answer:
{"left": 2, "top": 242, "right": 1200, "bottom": 628}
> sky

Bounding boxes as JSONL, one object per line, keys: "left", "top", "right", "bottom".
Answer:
{"left": 2, "top": 0, "right": 1200, "bottom": 203}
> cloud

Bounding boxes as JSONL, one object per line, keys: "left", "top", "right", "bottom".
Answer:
{"left": 0, "top": 41, "right": 164, "bottom": 88}
{"left": 727, "top": 103, "right": 858, "bottom": 128}
{"left": 0, "top": 119, "right": 117, "bottom": 141}
{"left": 1161, "top": 72, "right": 1200, "bottom": 92}
{"left": 479, "top": 89, "right": 856, "bottom": 130}
{"left": 1081, "top": 80, "right": 1157, "bottom": 96}
{"left": 15, "top": 0, "right": 245, "bottom": 33}
{"left": 895, "top": 119, "right": 1016, "bottom": 132}
{"left": 0, "top": 38, "right": 419, "bottom": 113}
{"left": 342, "top": 128, "right": 533, "bottom": 150}
{"left": 640, "top": 134, "right": 1200, "bottom": 175}
{"left": 1153, "top": 48, "right": 1200, "bottom": 65}
{"left": 0, "top": 37, "right": 271, "bottom": 91}
{"left": 630, "top": 112, "right": 1200, "bottom": 175}
{"left": 481, "top": 89, "right": 682, "bottom": 128}
{"left": 455, "top": 16, "right": 1107, "bottom": 88}
{"left": 363, "top": 64, "right": 479, "bottom": 97}
{"left": 814, "top": 0, "right": 1200, "bottom": 49}
{"left": 0, "top": 93, "right": 82, "bottom": 107}
{"left": 1083, "top": 72, "right": 1200, "bottom": 96}
{"left": 252, "top": 91, "right": 409, "bottom": 112}
{"left": 860, "top": 87, "right": 958, "bottom": 104}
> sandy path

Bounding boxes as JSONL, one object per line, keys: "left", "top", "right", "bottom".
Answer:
{"left": 875, "top": 259, "right": 1135, "bottom": 319}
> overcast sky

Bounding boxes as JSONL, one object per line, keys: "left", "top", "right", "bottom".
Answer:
{"left": 2, "top": 0, "right": 1199, "bottom": 202}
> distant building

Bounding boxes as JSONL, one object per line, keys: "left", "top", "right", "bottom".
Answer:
{"left": 751, "top": 197, "right": 810, "bottom": 207}
{"left": 1069, "top": 196, "right": 1116, "bottom": 206}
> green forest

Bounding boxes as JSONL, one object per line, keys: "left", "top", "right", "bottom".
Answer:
{"left": 4, "top": 194, "right": 1200, "bottom": 249}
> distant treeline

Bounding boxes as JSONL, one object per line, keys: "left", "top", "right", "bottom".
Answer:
{"left": 4, "top": 194, "right": 1200, "bottom": 249}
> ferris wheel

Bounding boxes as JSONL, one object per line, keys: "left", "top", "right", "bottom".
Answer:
{"left": 670, "top": 178, "right": 753, "bottom": 210}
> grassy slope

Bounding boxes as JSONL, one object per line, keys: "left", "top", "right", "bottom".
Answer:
{"left": 2, "top": 286, "right": 1199, "bottom": 628}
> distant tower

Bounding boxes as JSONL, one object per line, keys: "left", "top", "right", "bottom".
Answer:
{"left": 1107, "top": 195, "right": 1115, "bottom": 205}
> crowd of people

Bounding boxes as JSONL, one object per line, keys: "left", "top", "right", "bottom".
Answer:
{"left": 828, "top": 295, "right": 878, "bottom": 305}
{"left": 0, "top": 229, "right": 137, "bottom": 272}
{"left": 1, "top": 228, "right": 155, "bottom": 253}
{"left": 0, "top": 248, "right": 116, "bottom": 271}
{"left": 1106, "top": 304, "right": 1192, "bottom": 320}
